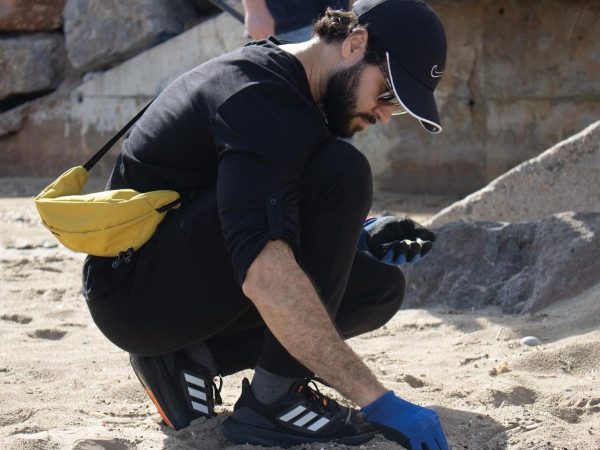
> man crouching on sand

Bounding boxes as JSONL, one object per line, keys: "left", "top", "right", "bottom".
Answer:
{"left": 82, "top": 0, "right": 449, "bottom": 448}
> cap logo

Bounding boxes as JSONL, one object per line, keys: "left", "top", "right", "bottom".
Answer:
{"left": 431, "top": 65, "right": 444, "bottom": 78}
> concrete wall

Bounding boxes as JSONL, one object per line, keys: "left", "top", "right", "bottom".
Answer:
{"left": 0, "top": 12, "right": 246, "bottom": 177}
{"left": 355, "top": 0, "right": 600, "bottom": 194}
{"left": 1, "top": 0, "right": 599, "bottom": 195}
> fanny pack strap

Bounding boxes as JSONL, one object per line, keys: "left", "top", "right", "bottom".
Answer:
{"left": 83, "top": 100, "right": 154, "bottom": 172}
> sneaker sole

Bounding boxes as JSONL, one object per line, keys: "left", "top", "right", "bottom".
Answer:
{"left": 130, "top": 354, "right": 212, "bottom": 430}
{"left": 220, "top": 416, "right": 376, "bottom": 447}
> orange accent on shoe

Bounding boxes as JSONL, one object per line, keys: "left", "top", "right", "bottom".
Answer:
{"left": 144, "top": 387, "right": 174, "bottom": 428}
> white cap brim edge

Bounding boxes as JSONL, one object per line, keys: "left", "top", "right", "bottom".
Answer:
{"left": 386, "top": 52, "right": 442, "bottom": 134}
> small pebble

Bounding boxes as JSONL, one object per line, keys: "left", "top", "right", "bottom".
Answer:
{"left": 521, "top": 336, "right": 542, "bottom": 346}
{"left": 489, "top": 361, "right": 510, "bottom": 377}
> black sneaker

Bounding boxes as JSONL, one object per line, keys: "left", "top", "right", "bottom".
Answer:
{"left": 129, "top": 351, "right": 222, "bottom": 430}
{"left": 220, "top": 378, "right": 376, "bottom": 447}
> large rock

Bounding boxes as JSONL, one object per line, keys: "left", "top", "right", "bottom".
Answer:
{"left": 428, "top": 120, "right": 600, "bottom": 227}
{"left": 63, "top": 0, "right": 202, "bottom": 72}
{"left": 0, "top": 0, "right": 66, "bottom": 31}
{"left": 402, "top": 212, "right": 600, "bottom": 314}
{"left": 0, "top": 12, "right": 246, "bottom": 177}
{"left": 0, "top": 104, "right": 26, "bottom": 136}
{"left": 0, "top": 34, "right": 66, "bottom": 101}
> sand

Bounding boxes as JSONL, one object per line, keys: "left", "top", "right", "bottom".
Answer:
{"left": 1, "top": 195, "right": 599, "bottom": 450}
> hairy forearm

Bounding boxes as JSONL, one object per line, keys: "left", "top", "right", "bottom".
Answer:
{"left": 243, "top": 240, "right": 386, "bottom": 407}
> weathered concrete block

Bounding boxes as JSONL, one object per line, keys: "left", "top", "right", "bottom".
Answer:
{"left": 0, "top": 12, "right": 246, "bottom": 177}
{"left": 403, "top": 212, "right": 600, "bottom": 313}
{"left": 483, "top": 0, "right": 600, "bottom": 99}
{"left": 484, "top": 100, "right": 600, "bottom": 179}
{"left": 3, "top": 0, "right": 599, "bottom": 199}
{"left": 358, "top": 0, "right": 600, "bottom": 195}
{"left": 355, "top": 96, "right": 487, "bottom": 195}
{"left": 63, "top": 0, "right": 201, "bottom": 72}
{"left": 357, "top": 0, "right": 488, "bottom": 195}
{"left": 0, "top": 0, "right": 66, "bottom": 31}
{"left": 429, "top": 120, "right": 600, "bottom": 227}
{"left": 0, "top": 104, "right": 26, "bottom": 137}
{"left": 0, "top": 34, "right": 66, "bottom": 101}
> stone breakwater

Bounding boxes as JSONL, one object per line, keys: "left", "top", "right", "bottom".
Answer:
{"left": 1, "top": 1, "right": 600, "bottom": 196}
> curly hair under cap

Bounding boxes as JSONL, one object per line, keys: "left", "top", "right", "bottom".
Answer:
{"left": 313, "top": 8, "right": 386, "bottom": 66}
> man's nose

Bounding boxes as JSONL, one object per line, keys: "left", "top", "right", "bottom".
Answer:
{"left": 376, "top": 104, "right": 394, "bottom": 124}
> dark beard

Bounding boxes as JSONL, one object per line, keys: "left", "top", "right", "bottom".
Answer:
{"left": 322, "top": 62, "right": 377, "bottom": 138}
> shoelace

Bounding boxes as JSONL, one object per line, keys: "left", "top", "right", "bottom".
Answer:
{"left": 212, "top": 375, "right": 223, "bottom": 405}
{"left": 296, "top": 378, "right": 353, "bottom": 425}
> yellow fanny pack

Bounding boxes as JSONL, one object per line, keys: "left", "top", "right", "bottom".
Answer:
{"left": 34, "top": 102, "right": 181, "bottom": 257}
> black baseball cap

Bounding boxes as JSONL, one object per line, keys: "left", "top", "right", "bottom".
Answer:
{"left": 353, "top": 0, "right": 447, "bottom": 133}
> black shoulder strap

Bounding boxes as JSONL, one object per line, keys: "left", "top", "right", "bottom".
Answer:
{"left": 83, "top": 100, "right": 153, "bottom": 172}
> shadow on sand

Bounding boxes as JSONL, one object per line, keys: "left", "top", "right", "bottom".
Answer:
{"left": 158, "top": 407, "right": 508, "bottom": 449}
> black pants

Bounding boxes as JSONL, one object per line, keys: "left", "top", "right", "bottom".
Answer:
{"left": 84, "top": 139, "right": 406, "bottom": 378}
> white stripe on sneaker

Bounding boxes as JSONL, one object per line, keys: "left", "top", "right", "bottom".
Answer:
{"left": 184, "top": 373, "right": 205, "bottom": 388}
{"left": 279, "top": 405, "right": 307, "bottom": 422}
{"left": 191, "top": 400, "right": 209, "bottom": 414}
{"left": 293, "top": 410, "right": 318, "bottom": 427}
{"left": 188, "top": 387, "right": 207, "bottom": 401}
{"left": 307, "top": 416, "right": 330, "bottom": 431}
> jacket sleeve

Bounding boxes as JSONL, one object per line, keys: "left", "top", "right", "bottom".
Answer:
{"left": 211, "top": 82, "right": 328, "bottom": 285}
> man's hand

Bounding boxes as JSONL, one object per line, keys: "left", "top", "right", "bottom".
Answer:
{"left": 242, "top": 0, "right": 275, "bottom": 39}
{"left": 358, "top": 216, "right": 436, "bottom": 265}
{"left": 362, "top": 391, "right": 449, "bottom": 450}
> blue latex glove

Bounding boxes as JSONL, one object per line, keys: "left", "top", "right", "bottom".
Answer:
{"left": 358, "top": 216, "right": 435, "bottom": 266}
{"left": 362, "top": 391, "right": 449, "bottom": 450}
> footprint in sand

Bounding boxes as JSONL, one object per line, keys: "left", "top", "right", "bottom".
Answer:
{"left": 1, "top": 314, "right": 33, "bottom": 324}
{"left": 570, "top": 397, "right": 600, "bottom": 415}
{"left": 27, "top": 329, "right": 67, "bottom": 340}
{"left": 41, "top": 288, "right": 66, "bottom": 302}
{"left": 489, "top": 386, "right": 537, "bottom": 407}
{"left": 8, "top": 425, "right": 45, "bottom": 436}
{"left": 0, "top": 408, "right": 36, "bottom": 426}
{"left": 72, "top": 438, "right": 137, "bottom": 450}
{"left": 552, "top": 396, "right": 600, "bottom": 423}
{"left": 7, "top": 437, "right": 57, "bottom": 450}
{"left": 45, "top": 309, "right": 76, "bottom": 320}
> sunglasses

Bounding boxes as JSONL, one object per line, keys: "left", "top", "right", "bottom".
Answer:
{"left": 378, "top": 63, "right": 407, "bottom": 116}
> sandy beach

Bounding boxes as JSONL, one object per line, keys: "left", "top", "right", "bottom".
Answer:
{"left": 1, "top": 192, "right": 599, "bottom": 450}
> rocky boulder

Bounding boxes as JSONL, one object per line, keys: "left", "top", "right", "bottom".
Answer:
{"left": 0, "top": 34, "right": 66, "bottom": 101}
{"left": 63, "top": 0, "right": 202, "bottom": 72}
{"left": 429, "top": 120, "right": 600, "bottom": 227}
{"left": 0, "top": 104, "right": 26, "bottom": 137}
{"left": 403, "top": 212, "right": 600, "bottom": 314}
{"left": 0, "top": 0, "right": 66, "bottom": 31}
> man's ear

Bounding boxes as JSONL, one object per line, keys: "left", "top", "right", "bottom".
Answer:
{"left": 340, "top": 29, "right": 368, "bottom": 63}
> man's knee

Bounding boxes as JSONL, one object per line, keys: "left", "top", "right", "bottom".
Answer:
{"left": 304, "top": 139, "right": 373, "bottom": 216}
{"left": 337, "top": 261, "right": 406, "bottom": 338}
{"left": 328, "top": 139, "right": 373, "bottom": 214}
